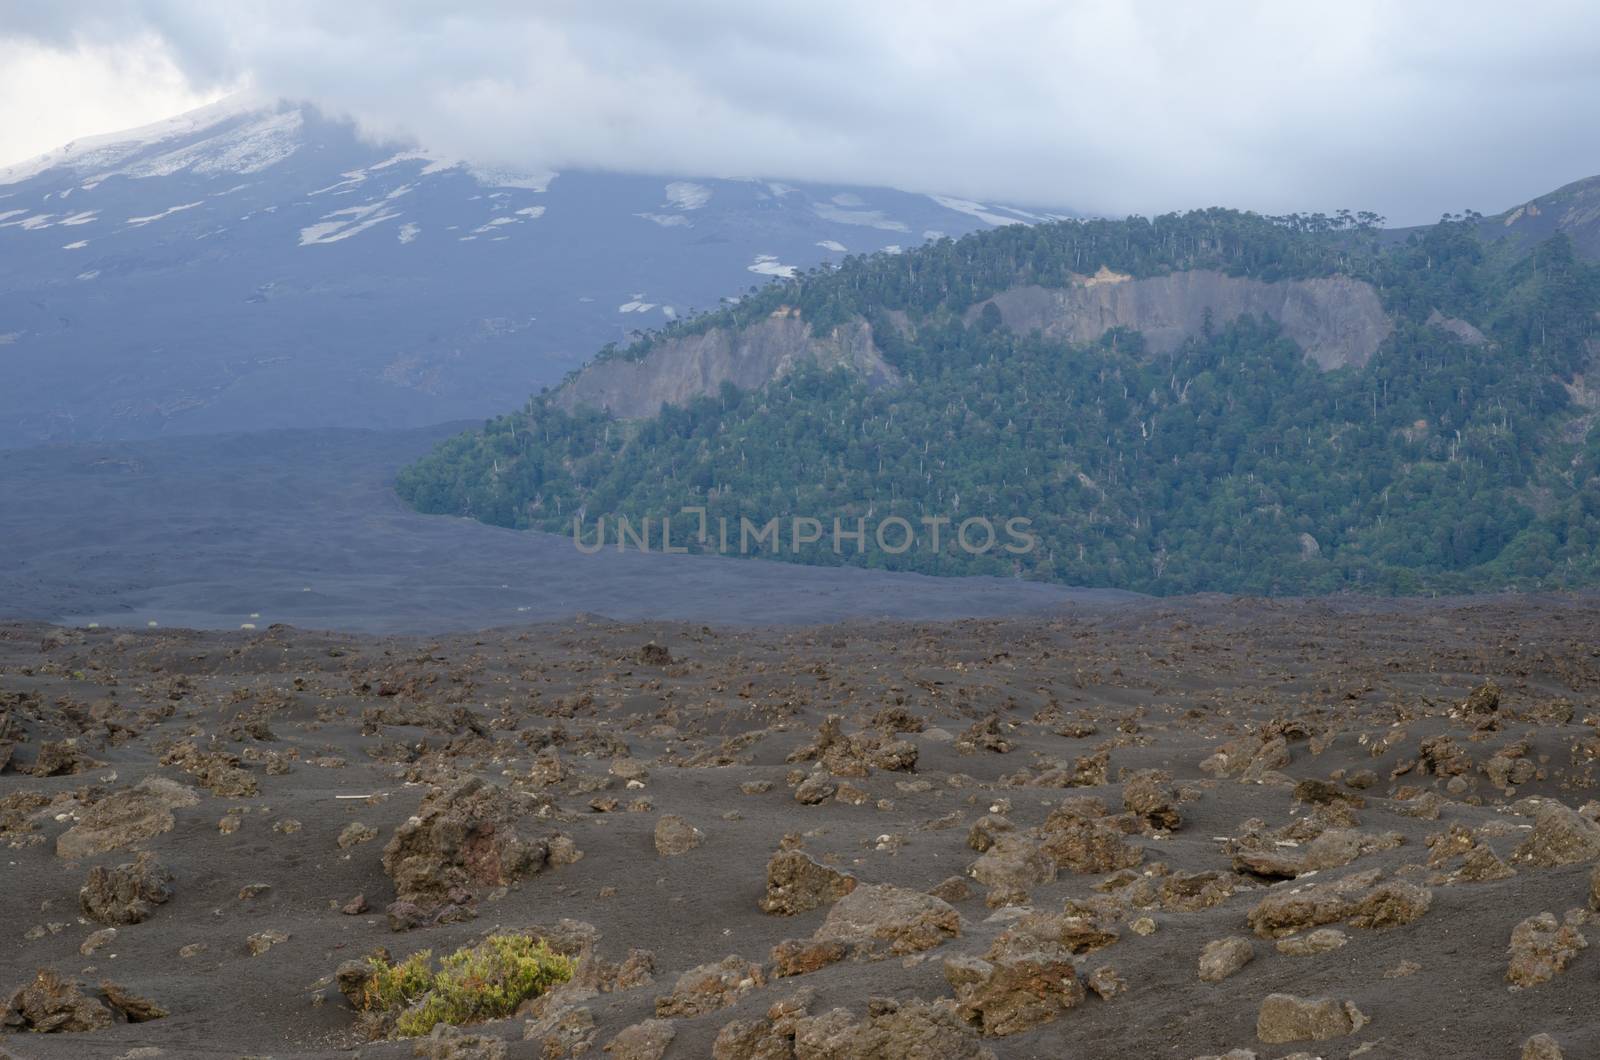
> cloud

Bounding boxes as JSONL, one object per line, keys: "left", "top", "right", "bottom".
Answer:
{"left": 0, "top": 35, "right": 224, "bottom": 171}
{"left": 3, "top": 1, "right": 1600, "bottom": 223}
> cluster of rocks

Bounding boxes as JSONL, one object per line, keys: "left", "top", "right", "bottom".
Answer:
{"left": 786, "top": 714, "right": 918, "bottom": 778}
{"left": 2, "top": 970, "right": 165, "bottom": 1033}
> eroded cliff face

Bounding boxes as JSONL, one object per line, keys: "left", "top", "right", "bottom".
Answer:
{"left": 970, "top": 268, "right": 1393, "bottom": 369}
{"left": 553, "top": 269, "right": 1393, "bottom": 418}
{"left": 553, "top": 309, "right": 898, "bottom": 419}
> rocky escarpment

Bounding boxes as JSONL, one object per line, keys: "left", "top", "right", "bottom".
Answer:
{"left": 554, "top": 309, "right": 899, "bottom": 419}
{"left": 968, "top": 268, "right": 1393, "bottom": 370}
{"left": 554, "top": 270, "right": 1393, "bottom": 420}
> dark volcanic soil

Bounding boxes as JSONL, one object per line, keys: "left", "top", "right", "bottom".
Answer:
{"left": 0, "top": 427, "right": 1126, "bottom": 633}
{"left": 2, "top": 597, "right": 1599, "bottom": 1057}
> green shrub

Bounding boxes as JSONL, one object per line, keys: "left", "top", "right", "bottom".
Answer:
{"left": 359, "top": 934, "right": 575, "bottom": 1037}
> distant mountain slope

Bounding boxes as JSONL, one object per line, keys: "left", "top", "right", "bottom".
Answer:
{"left": 0, "top": 98, "right": 1055, "bottom": 447}
{"left": 1486, "top": 174, "right": 1600, "bottom": 259}
{"left": 399, "top": 207, "right": 1600, "bottom": 595}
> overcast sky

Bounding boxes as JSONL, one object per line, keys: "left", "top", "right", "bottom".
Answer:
{"left": 4, "top": 1, "right": 1599, "bottom": 224}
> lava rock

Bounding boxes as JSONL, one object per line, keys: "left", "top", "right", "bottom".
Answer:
{"left": 653, "top": 814, "right": 704, "bottom": 856}
{"left": 1255, "top": 994, "right": 1368, "bottom": 1044}
{"left": 759, "top": 848, "right": 857, "bottom": 915}
{"left": 1198, "top": 937, "right": 1255, "bottom": 982}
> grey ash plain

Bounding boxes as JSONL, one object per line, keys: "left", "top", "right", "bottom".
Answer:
{"left": 0, "top": 425, "right": 1131, "bottom": 633}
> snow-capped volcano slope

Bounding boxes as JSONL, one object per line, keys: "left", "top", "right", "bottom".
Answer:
{"left": 0, "top": 100, "right": 1059, "bottom": 447}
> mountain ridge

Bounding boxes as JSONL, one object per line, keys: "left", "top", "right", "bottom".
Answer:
{"left": 0, "top": 98, "right": 1058, "bottom": 448}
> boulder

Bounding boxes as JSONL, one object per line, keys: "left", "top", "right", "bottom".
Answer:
{"left": 100, "top": 981, "right": 168, "bottom": 1023}
{"left": 604, "top": 1018, "right": 676, "bottom": 1059}
{"left": 813, "top": 884, "right": 961, "bottom": 957}
{"left": 1513, "top": 803, "right": 1600, "bottom": 868}
{"left": 1303, "top": 829, "right": 1402, "bottom": 870}
{"left": 1085, "top": 966, "right": 1125, "bottom": 999}
{"left": 1255, "top": 994, "right": 1368, "bottom": 1044}
{"left": 794, "top": 774, "right": 837, "bottom": 805}
{"left": 970, "top": 835, "right": 1057, "bottom": 893}
{"left": 1523, "top": 1033, "right": 1565, "bottom": 1060}
{"left": 653, "top": 814, "right": 704, "bottom": 856}
{"left": 1039, "top": 818, "right": 1143, "bottom": 874}
{"left": 79, "top": 852, "right": 173, "bottom": 925}
{"left": 967, "top": 814, "right": 1014, "bottom": 853}
{"left": 1276, "top": 928, "right": 1348, "bottom": 956}
{"left": 336, "top": 958, "right": 375, "bottom": 1008}
{"left": 55, "top": 778, "right": 199, "bottom": 860}
{"left": 1, "top": 970, "right": 113, "bottom": 1033}
{"left": 791, "top": 1000, "right": 993, "bottom": 1059}
{"left": 523, "top": 1002, "right": 596, "bottom": 1057}
{"left": 945, "top": 945, "right": 1085, "bottom": 1036}
{"left": 654, "top": 955, "right": 764, "bottom": 1018}
{"left": 159, "top": 740, "right": 258, "bottom": 796}
{"left": 1506, "top": 912, "right": 1588, "bottom": 987}
{"left": 770, "top": 939, "right": 848, "bottom": 978}
{"left": 27, "top": 740, "right": 100, "bottom": 777}
{"left": 1122, "top": 769, "right": 1182, "bottom": 830}
{"left": 1198, "top": 937, "right": 1254, "bottom": 982}
{"left": 1245, "top": 870, "right": 1398, "bottom": 938}
{"left": 1348, "top": 881, "right": 1433, "bottom": 930}
{"left": 760, "top": 848, "right": 857, "bottom": 915}
{"left": 995, "top": 909, "right": 1119, "bottom": 956}
{"left": 1160, "top": 871, "right": 1243, "bottom": 912}
{"left": 710, "top": 989, "right": 814, "bottom": 1060}
{"left": 381, "top": 778, "right": 550, "bottom": 929}
{"left": 1232, "top": 847, "right": 1306, "bottom": 879}
{"left": 1462, "top": 680, "right": 1501, "bottom": 715}
{"left": 338, "top": 822, "right": 378, "bottom": 849}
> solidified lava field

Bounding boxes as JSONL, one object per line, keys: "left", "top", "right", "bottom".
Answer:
{"left": 2, "top": 595, "right": 1599, "bottom": 1058}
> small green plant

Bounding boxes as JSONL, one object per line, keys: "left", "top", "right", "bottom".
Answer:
{"left": 360, "top": 934, "right": 575, "bottom": 1037}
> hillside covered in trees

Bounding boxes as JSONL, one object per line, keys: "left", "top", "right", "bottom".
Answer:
{"left": 397, "top": 208, "right": 1600, "bottom": 595}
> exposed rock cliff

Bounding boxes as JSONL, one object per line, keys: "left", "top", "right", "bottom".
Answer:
{"left": 553, "top": 269, "right": 1393, "bottom": 418}
{"left": 554, "top": 309, "right": 899, "bottom": 419}
{"left": 969, "top": 268, "right": 1392, "bottom": 369}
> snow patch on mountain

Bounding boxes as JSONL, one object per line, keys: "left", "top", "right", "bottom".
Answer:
{"left": 748, "top": 254, "right": 797, "bottom": 278}
{"left": 126, "top": 202, "right": 204, "bottom": 227}
{"left": 926, "top": 194, "right": 1029, "bottom": 226}
{"left": 0, "top": 213, "right": 53, "bottom": 230}
{"left": 299, "top": 185, "right": 413, "bottom": 245}
{"left": 664, "top": 181, "right": 711, "bottom": 210}
{"left": 466, "top": 166, "right": 554, "bottom": 191}
{"left": 811, "top": 201, "right": 909, "bottom": 232}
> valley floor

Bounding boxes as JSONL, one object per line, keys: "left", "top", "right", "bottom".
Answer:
{"left": 2, "top": 596, "right": 1599, "bottom": 1057}
{"left": 0, "top": 426, "right": 1116, "bottom": 633}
